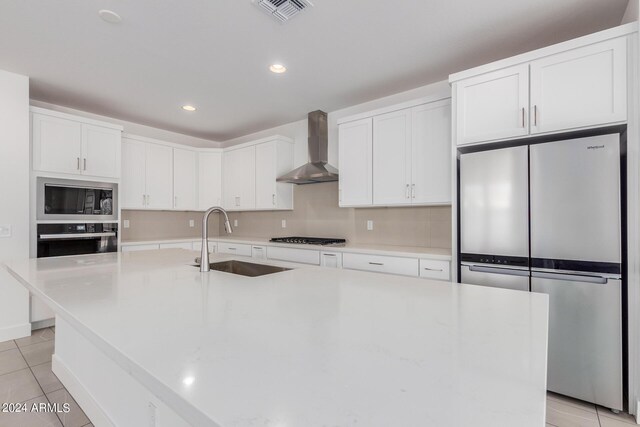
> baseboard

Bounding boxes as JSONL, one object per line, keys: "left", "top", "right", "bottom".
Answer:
{"left": 0, "top": 322, "right": 31, "bottom": 342}
{"left": 52, "top": 355, "right": 115, "bottom": 427}
{"left": 31, "top": 318, "right": 55, "bottom": 330}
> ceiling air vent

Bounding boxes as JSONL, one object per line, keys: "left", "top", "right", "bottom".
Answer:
{"left": 253, "top": 0, "right": 314, "bottom": 23}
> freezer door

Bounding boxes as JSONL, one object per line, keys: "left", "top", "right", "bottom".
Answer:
{"left": 530, "top": 134, "right": 621, "bottom": 265}
{"left": 460, "top": 264, "right": 530, "bottom": 291}
{"left": 460, "top": 146, "right": 529, "bottom": 257}
{"left": 531, "top": 272, "right": 622, "bottom": 410}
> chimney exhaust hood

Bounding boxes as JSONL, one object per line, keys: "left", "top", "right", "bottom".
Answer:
{"left": 276, "top": 110, "right": 338, "bottom": 184}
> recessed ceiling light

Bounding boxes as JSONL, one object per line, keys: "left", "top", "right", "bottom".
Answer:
{"left": 182, "top": 105, "right": 196, "bottom": 112}
{"left": 98, "top": 10, "right": 122, "bottom": 24}
{"left": 182, "top": 376, "right": 195, "bottom": 386}
{"left": 269, "top": 64, "right": 287, "bottom": 74}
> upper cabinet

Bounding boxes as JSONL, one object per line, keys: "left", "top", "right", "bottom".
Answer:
{"left": 338, "top": 97, "right": 452, "bottom": 208}
{"left": 223, "top": 136, "right": 294, "bottom": 211}
{"left": 454, "top": 64, "right": 529, "bottom": 145}
{"left": 451, "top": 29, "right": 630, "bottom": 146}
{"left": 529, "top": 38, "right": 627, "bottom": 135}
{"left": 173, "top": 148, "right": 198, "bottom": 210}
{"left": 198, "top": 152, "right": 223, "bottom": 209}
{"left": 32, "top": 108, "right": 122, "bottom": 179}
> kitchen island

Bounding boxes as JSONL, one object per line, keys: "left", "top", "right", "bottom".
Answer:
{"left": 6, "top": 249, "right": 548, "bottom": 427}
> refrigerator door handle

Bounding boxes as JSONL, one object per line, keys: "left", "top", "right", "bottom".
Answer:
{"left": 467, "top": 265, "right": 530, "bottom": 277}
{"left": 531, "top": 271, "right": 608, "bottom": 284}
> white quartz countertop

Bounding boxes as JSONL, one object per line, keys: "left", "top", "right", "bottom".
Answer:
{"left": 121, "top": 236, "right": 453, "bottom": 260}
{"left": 6, "top": 250, "right": 547, "bottom": 427}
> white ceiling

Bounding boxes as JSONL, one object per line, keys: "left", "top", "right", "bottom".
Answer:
{"left": 0, "top": 0, "right": 628, "bottom": 142}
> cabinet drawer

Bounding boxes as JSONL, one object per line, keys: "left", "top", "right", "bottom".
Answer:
{"left": 343, "top": 253, "right": 418, "bottom": 276}
{"left": 252, "top": 245, "right": 267, "bottom": 259}
{"left": 267, "top": 246, "right": 320, "bottom": 265}
{"left": 217, "top": 242, "right": 252, "bottom": 256}
{"left": 419, "top": 259, "right": 451, "bottom": 281}
{"left": 159, "top": 242, "right": 193, "bottom": 250}
{"left": 121, "top": 244, "right": 160, "bottom": 252}
{"left": 320, "top": 251, "right": 343, "bottom": 268}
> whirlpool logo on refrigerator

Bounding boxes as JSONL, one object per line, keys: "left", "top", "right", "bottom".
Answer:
{"left": 587, "top": 145, "right": 605, "bottom": 150}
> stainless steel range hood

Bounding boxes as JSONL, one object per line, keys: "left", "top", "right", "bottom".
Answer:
{"left": 277, "top": 110, "right": 338, "bottom": 184}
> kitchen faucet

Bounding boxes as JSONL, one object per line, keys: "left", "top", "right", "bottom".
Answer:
{"left": 200, "top": 206, "right": 233, "bottom": 272}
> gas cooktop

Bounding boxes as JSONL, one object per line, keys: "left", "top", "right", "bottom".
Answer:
{"left": 269, "top": 237, "right": 346, "bottom": 246}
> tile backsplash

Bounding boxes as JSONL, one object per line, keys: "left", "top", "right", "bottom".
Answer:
{"left": 122, "top": 182, "right": 452, "bottom": 249}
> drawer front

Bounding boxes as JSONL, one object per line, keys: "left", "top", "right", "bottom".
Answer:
{"left": 159, "top": 242, "right": 193, "bottom": 250}
{"left": 419, "top": 259, "right": 451, "bottom": 281}
{"left": 320, "top": 251, "right": 343, "bottom": 268}
{"left": 267, "top": 246, "right": 320, "bottom": 265}
{"left": 343, "top": 253, "right": 418, "bottom": 276}
{"left": 121, "top": 244, "right": 160, "bottom": 252}
{"left": 192, "top": 241, "right": 217, "bottom": 253}
{"left": 252, "top": 245, "right": 267, "bottom": 259}
{"left": 217, "top": 242, "right": 252, "bottom": 257}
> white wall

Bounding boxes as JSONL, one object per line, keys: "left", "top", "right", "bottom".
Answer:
{"left": 30, "top": 100, "right": 222, "bottom": 149}
{"left": 222, "top": 80, "right": 451, "bottom": 169}
{"left": 621, "top": 0, "right": 639, "bottom": 24}
{"left": 0, "top": 69, "right": 31, "bottom": 341}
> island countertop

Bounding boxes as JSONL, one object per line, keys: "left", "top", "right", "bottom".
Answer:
{"left": 6, "top": 250, "right": 548, "bottom": 427}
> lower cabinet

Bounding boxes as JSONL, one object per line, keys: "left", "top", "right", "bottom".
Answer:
{"left": 320, "top": 251, "right": 343, "bottom": 268}
{"left": 159, "top": 242, "right": 193, "bottom": 250}
{"left": 267, "top": 246, "right": 320, "bottom": 265}
{"left": 252, "top": 245, "right": 267, "bottom": 259}
{"left": 193, "top": 241, "right": 217, "bottom": 253}
{"left": 419, "top": 259, "right": 451, "bottom": 281}
{"left": 121, "top": 244, "right": 160, "bottom": 252}
{"left": 217, "top": 242, "right": 252, "bottom": 257}
{"left": 343, "top": 253, "right": 419, "bottom": 277}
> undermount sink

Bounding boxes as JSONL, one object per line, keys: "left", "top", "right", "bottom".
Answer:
{"left": 194, "top": 260, "right": 291, "bottom": 277}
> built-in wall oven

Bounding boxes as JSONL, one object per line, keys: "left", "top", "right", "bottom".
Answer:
{"left": 37, "top": 223, "right": 118, "bottom": 258}
{"left": 36, "top": 177, "right": 117, "bottom": 222}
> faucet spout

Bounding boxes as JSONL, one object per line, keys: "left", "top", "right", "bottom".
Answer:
{"left": 201, "top": 206, "right": 233, "bottom": 273}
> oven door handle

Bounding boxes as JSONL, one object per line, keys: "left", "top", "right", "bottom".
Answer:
{"left": 39, "top": 232, "right": 117, "bottom": 240}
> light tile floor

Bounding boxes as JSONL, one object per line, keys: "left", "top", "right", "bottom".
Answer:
{"left": 0, "top": 328, "right": 638, "bottom": 427}
{"left": 0, "top": 327, "right": 92, "bottom": 427}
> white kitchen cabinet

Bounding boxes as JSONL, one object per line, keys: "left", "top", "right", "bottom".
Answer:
{"left": 320, "top": 251, "right": 343, "bottom": 268}
{"left": 338, "top": 118, "right": 373, "bottom": 207}
{"left": 145, "top": 143, "right": 173, "bottom": 209}
{"left": 373, "top": 109, "right": 412, "bottom": 205}
{"left": 173, "top": 148, "right": 198, "bottom": 210}
{"left": 267, "top": 246, "right": 320, "bottom": 265}
{"left": 121, "top": 138, "right": 173, "bottom": 210}
{"left": 121, "top": 139, "right": 147, "bottom": 209}
{"left": 454, "top": 64, "right": 529, "bottom": 145}
{"left": 121, "top": 244, "right": 160, "bottom": 252}
{"left": 252, "top": 245, "right": 267, "bottom": 259}
{"left": 199, "top": 152, "right": 223, "bottom": 209}
{"left": 529, "top": 37, "right": 627, "bottom": 134}
{"left": 419, "top": 259, "right": 451, "bottom": 281}
{"left": 82, "top": 124, "right": 121, "bottom": 178}
{"left": 343, "top": 252, "right": 418, "bottom": 277}
{"left": 255, "top": 140, "right": 294, "bottom": 210}
{"left": 411, "top": 100, "right": 452, "bottom": 204}
{"left": 218, "top": 242, "right": 252, "bottom": 256}
{"left": 32, "top": 109, "right": 122, "bottom": 179}
{"left": 223, "top": 146, "right": 256, "bottom": 211}
{"left": 193, "top": 240, "right": 217, "bottom": 253}
{"left": 159, "top": 242, "right": 193, "bottom": 250}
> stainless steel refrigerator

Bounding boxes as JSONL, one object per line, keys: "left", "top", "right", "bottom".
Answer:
{"left": 458, "top": 130, "right": 624, "bottom": 411}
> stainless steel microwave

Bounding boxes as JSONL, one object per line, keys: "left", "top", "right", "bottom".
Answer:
{"left": 36, "top": 177, "right": 118, "bottom": 222}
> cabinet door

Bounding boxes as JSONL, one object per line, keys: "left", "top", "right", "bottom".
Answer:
{"left": 32, "top": 114, "right": 83, "bottom": 174}
{"left": 255, "top": 142, "right": 277, "bottom": 209}
{"left": 173, "top": 148, "right": 198, "bottom": 210}
{"left": 411, "top": 100, "right": 452, "bottom": 204}
{"left": 121, "top": 139, "right": 146, "bottom": 209}
{"left": 530, "top": 37, "right": 627, "bottom": 134}
{"left": 223, "top": 147, "right": 255, "bottom": 210}
{"left": 373, "top": 109, "right": 412, "bottom": 205}
{"left": 338, "top": 118, "right": 373, "bottom": 206}
{"left": 145, "top": 143, "right": 173, "bottom": 209}
{"left": 222, "top": 150, "right": 239, "bottom": 210}
{"left": 454, "top": 64, "right": 529, "bottom": 145}
{"left": 82, "top": 124, "right": 121, "bottom": 178}
{"left": 198, "top": 152, "right": 222, "bottom": 209}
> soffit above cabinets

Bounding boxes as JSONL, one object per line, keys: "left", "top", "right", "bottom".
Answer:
{"left": 0, "top": 0, "right": 628, "bottom": 141}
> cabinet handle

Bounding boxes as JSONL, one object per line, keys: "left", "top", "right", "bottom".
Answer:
{"left": 424, "top": 267, "right": 443, "bottom": 272}
{"left": 272, "top": 194, "right": 276, "bottom": 206}
{"left": 235, "top": 196, "right": 240, "bottom": 207}
{"left": 77, "top": 157, "right": 80, "bottom": 170}
{"left": 174, "top": 196, "right": 178, "bottom": 208}
{"left": 324, "top": 254, "right": 336, "bottom": 257}
{"left": 411, "top": 184, "right": 415, "bottom": 199}
{"left": 405, "top": 184, "right": 410, "bottom": 199}
{"left": 142, "top": 195, "right": 146, "bottom": 206}
{"left": 83, "top": 158, "right": 87, "bottom": 171}
{"left": 147, "top": 195, "right": 150, "bottom": 206}
{"left": 369, "top": 262, "right": 384, "bottom": 266}
{"left": 533, "top": 105, "right": 538, "bottom": 126}
{"left": 228, "top": 247, "right": 236, "bottom": 250}
{"left": 521, "top": 107, "right": 526, "bottom": 128}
